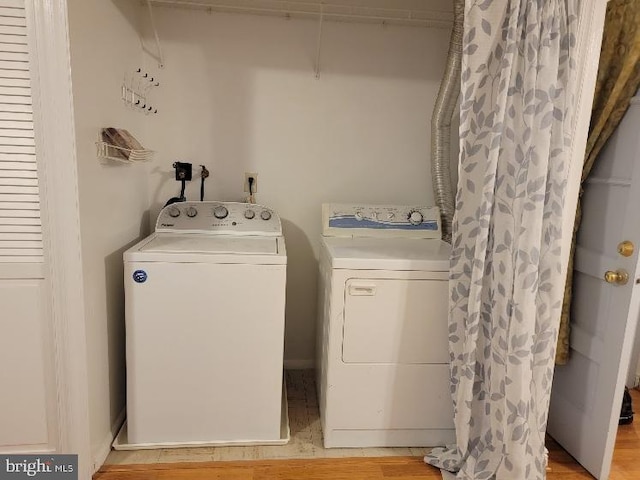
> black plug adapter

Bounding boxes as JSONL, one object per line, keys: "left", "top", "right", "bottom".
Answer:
{"left": 173, "top": 162, "right": 192, "bottom": 181}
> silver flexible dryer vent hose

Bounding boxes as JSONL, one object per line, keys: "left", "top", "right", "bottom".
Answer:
{"left": 431, "top": 0, "right": 464, "bottom": 243}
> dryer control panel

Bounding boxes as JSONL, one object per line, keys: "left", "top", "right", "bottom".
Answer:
{"left": 322, "top": 203, "right": 441, "bottom": 239}
{"left": 156, "top": 201, "right": 282, "bottom": 236}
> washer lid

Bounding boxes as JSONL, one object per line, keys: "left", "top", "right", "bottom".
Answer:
{"left": 124, "top": 233, "right": 286, "bottom": 265}
{"left": 141, "top": 233, "right": 278, "bottom": 255}
{"left": 321, "top": 237, "right": 450, "bottom": 271}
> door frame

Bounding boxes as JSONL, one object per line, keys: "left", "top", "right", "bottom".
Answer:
{"left": 627, "top": 96, "right": 640, "bottom": 391}
{"left": 26, "top": 0, "right": 92, "bottom": 477}
{"left": 20, "top": 0, "right": 609, "bottom": 477}
{"left": 559, "top": 0, "right": 608, "bottom": 283}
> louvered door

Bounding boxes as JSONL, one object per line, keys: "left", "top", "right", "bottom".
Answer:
{"left": 0, "top": 0, "right": 53, "bottom": 454}
{"left": 0, "top": 0, "right": 40, "bottom": 263}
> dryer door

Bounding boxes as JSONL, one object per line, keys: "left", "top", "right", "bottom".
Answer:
{"left": 342, "top": 278, "right": 449, "bottom": 364}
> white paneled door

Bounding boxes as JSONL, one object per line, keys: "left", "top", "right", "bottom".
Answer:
{"left": 0, "top": 0, "right": 56, "bottom": 454}
{"left": 547, "top": 98, "right": 640, "bottom": 479}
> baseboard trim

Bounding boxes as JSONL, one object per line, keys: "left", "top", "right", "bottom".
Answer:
{"left": 0, "top": 446, "right": 56, "bottom": 454}
{"left": 284, "top": 359, "right": 315, "bottom": 370}
{"left": 92, "top": 408, "right": 126, "bottom": 473}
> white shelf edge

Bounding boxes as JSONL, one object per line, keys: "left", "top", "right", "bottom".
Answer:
{"left": 147, "top": 0, "right": 454, "bottom": 28}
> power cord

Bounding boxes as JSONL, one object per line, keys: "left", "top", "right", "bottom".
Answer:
{"left": 200, "top": 165, "right": 209, "bottom": 202}
{"left": 164, "top": 162, "right": 192, "bottom": 207}
{"left": 179, "top": 178, "right": 186, "bottom": 201}
{"left": 248, "top": 176, "right": 255, "bottom": 204}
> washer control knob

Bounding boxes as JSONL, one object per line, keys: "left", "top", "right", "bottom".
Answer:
{"left": 355, "top": 212, "right": 364, "bottom": 221}
{"left": 244, "top": 209, "right": 256, "bottom": 219}
{"left": 369, "top": 212, "right": 378, "bottom": 221}
{"left": 409, "top": 210, "right": 423, "bottom": 225}
{"left": 260, "top": 210, "right": 272, "bottom": 221}
{"left": 168, "top": 206, "right": 181, "bottom": 218}
{"left": 213, "top": 206, "right": 229, "bottom": 219}
{"left": 186, "top": 206, "right": 198, "bottom": 218}
{"left": 387, "top": 212, "right": 395, "bottom": 220}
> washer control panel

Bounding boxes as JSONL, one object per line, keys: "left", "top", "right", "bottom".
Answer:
{"left": 156, "top": 201, "right": 282, "bottom": 236}
{"left": 322, "top": 203, "right": 441, "bottom": 239}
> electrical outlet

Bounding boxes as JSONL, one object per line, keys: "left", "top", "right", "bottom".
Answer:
{"left": 244, "top": 172, "right": 258, "bottom": 193}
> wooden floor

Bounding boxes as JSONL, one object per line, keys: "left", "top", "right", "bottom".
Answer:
{"left": 105, "top": 371, "right": 429, "bottom": 465}
{"left": 95, "top": 390, "right": 640, "bottom": 480}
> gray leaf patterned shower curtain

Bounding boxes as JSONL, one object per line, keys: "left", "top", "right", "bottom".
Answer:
{"left": 425, "top": 1, "right": 578, "bottom": 479}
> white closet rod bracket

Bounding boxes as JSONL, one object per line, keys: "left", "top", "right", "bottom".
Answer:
{"left": 314, "top": 4, "right": 324, "bottom": 79}
{"left": 146, "top": 0, "right": 165, "bottom": 68}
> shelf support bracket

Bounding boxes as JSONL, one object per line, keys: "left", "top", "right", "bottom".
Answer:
{"left": 314, "top": 4, "right": 324, "bottom": 79}
{"left": 146, "top": 0, "right": 165, "bottom": 68}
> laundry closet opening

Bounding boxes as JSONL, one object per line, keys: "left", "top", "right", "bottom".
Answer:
{"left": 67, "top": 0, "right": 460, "bottom": 470}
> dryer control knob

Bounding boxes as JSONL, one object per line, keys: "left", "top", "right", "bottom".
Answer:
{"left": 244, "top": 209, "right": 255, "bottom": 219}
{"left": 260, "top": 210, "right": 272, "bottom": 221}
{"left": 186, "top": 206, "right": 198, "bottom": 218}
{"left": 168, "top": 206, "right": 181, "bottom": 218}
{"left": 408, "top": 210, "right": 423, "bottom": 225}
{"left": 213, "top": 206, "right": 229, "bottom": 219}
{"left": 355, "top": 212, "right": 364, "bottom": 221}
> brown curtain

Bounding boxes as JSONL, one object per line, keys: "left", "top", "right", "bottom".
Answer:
{"left": 556, "top": 0, "right": 640, "bottom": 365}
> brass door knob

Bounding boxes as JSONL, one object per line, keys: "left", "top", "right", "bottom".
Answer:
{"left": 618, "top": 241, "right": 634, "bottom": 257}
{"left": 604, "top": 269, "right": 629, "bottom": 285}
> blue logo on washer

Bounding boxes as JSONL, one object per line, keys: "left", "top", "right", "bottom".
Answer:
{"left": 133, "top": 270, "right": 147, "bottom": 283}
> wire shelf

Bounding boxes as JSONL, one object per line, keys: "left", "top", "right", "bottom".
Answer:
{"left": 96, "top": 141, "right": 155, "bottom": 164}
{"left": 148, "top": 0, "right": 454, "bottom": 28}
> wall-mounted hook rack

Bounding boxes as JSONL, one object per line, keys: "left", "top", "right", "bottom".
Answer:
{"left": 122, "top": 67, "right": 160, "bottom": 114}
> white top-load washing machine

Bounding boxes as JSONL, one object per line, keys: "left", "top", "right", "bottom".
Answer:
{"left": 122, "top": 201, "right": 287, "bottom": 448}
{"left": 317, "top": 203, "right": 454, "bottom": 448}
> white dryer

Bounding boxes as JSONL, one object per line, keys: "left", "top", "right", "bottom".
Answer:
{"left": 122, "top": 201, "right": 287, "bottom": 447}
{"left": 316, "top": 203, "right": 454, "bottom": 448}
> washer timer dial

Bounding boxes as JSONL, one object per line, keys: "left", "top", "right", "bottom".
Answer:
{"left": 408, "top": 210, "right": 424, "bottom": 225}
{"left": 213, "top": 206, "right": 229, "bottom": 219}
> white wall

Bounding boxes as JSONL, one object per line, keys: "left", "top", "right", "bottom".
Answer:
{"left": 66, "top": 0, "right": 150, "bottom": 469}
{"left": 140, "top": 6, "right": 456, "bottom": 365}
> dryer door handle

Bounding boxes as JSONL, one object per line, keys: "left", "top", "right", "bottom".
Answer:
{"left": 348, "top": 284, "right": 377, "bottom": 296}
